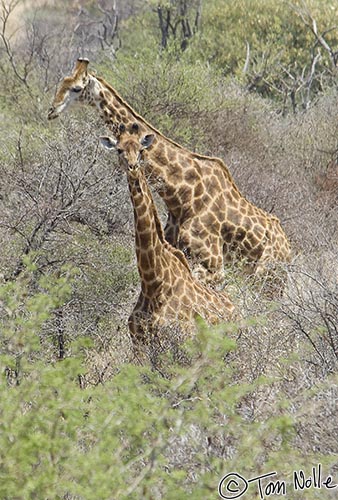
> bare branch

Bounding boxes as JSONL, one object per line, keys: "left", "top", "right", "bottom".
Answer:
{"left": 0, "top": 0, "right": 30, "bottom": 87}
{"left": 243, "top": 41, "right": 250, "bottom": 74}
{"left": 294, "top": 2, "right": 338, "bottom": 71}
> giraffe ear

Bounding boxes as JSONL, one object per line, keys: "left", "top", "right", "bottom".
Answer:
{"left": 140, "top": 134, "right": 155, "bottom": 149}
{"left": 100, "top": 136, "right": 118, "bottom": 150}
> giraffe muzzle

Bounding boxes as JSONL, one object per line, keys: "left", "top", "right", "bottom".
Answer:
{"left": 47, "top": 107, "right": 59, "bottom": 120}
{"left": 129, "top": 163, "right": 139, "bottom": 172}
{"left": 47, "top": 107, "right": 58, "bottom": 120}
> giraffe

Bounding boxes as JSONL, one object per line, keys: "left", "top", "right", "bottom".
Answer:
{"left": 48, "top": 58, "right": 291, "bottom": 285}
{"left": 99, "top": 126, "right": 235, "bottom": 354}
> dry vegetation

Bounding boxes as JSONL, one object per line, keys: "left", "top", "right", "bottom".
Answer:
{"left": 0, "top": 1, "right": 337, "bottom": 498}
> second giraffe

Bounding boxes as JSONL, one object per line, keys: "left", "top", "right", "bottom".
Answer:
{"left": 100, "top": 124, "right": 235, "bottom": 355}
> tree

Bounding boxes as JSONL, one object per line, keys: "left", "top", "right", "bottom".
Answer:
{"left": 155, "top": 0, "right": 202, "bottom": 50}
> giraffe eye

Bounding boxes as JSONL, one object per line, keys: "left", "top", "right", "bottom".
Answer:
{"left": 71, "top": 86, "right": 82, "bottom": 93}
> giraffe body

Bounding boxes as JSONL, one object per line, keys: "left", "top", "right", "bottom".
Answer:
{"left": 49, "top": 59, "right": 291, "bottom": 284}
{"left": 100, "top": 131, "right": 235, "bottom": 348}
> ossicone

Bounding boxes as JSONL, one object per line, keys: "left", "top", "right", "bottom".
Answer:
{"left": 74, "top": 58, "right": 89, "bottom": 75}
{"left": 131, "top": 122, "right": 139, "bottom": 133}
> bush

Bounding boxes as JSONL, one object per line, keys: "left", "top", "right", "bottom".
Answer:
{"left": 2, "top": 275, "right": 336, "bottom": 499}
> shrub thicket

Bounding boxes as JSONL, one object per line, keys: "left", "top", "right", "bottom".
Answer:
{"left": 1, "top": 265, "right": 336, "bottom": 499}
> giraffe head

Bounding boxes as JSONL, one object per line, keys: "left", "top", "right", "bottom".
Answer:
{"left": 47, "top": 58, "right": 90, "bottom": 120}
{"left": 100, "top": 123, "right": 155, "bottom": 175}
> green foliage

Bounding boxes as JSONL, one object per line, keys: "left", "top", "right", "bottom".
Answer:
{"left": 198, "top": 0, "right": 337, "bottom": 88}
{"left": 119, "top": 0, "right": 338, "bottom": 105}
{"left": 0, "top": 259, "right": 73, "bottom": 364}
{"left": 1, "top": 282, "right": 333, "bottom": 499}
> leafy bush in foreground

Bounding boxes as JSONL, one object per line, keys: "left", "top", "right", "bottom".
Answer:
{"left": 1, "top": 265, "right": 336, "bottom": 499}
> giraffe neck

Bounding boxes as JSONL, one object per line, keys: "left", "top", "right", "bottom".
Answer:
{"left": 84, "top": 75, "right": 184, "bottom": 205}
{"left": 128, "top": 169, "right": 166, "bottom": 297}
{"left": 85, "top": 74, "right": 242, "bottom": 215}
{"left": 84, "top": 74, "right": 147, "bottom": 135}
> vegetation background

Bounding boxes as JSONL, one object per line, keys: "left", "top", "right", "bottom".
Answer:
{"left": 0, "top": 0, "right": 337, "bottom": 498}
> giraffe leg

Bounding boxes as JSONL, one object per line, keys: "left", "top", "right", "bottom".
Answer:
{"left": 177, "top": 226, "right": 225, "bottom": 286}
{"left": 164, "top": 215, "right": 226, "bottom": 286}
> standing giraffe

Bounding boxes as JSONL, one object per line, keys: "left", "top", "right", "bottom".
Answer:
{"left": 99, "top": 127, "right": 235, "bottom": 352}
{"left": 48, "top": 58, "right": 291, "bottom": 284}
